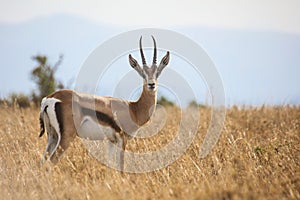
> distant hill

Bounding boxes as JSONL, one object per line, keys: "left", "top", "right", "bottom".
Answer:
{"left": 0, "top": 14, "right": 299, "bottom": 105}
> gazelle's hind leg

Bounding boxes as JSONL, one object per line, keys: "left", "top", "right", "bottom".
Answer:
{"left": 42, "top": 114, "right": 61, "bottom": 163}
{"left": 50, "top": 122, "right": 77, "bottom": 164}
{"left": 41, "top": 128, "right": 60, "bottom": 164}
{"left": 45, "top": 127, "right": 59, "bottom": 159}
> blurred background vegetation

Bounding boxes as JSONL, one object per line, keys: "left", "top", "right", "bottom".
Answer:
{"left": 0, "top": 54, "right": 64, "bottom": 108}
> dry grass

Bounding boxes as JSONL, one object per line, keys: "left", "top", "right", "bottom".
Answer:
{"left": 0, "top": 105, "right": 299, "bottom": 199}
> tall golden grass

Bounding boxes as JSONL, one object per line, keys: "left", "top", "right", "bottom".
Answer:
{"left": 0, "top": 105, "right": 299, "bottom": 199}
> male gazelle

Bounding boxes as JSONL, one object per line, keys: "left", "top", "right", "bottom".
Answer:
{"left": 39, "top": 36, "right": 170, "bottom": 170}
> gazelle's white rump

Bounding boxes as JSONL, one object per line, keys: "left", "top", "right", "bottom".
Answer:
{"left": 40, "top": 97, "right": 62, "bottom": 159}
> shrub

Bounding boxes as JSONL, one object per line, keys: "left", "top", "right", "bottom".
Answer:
{"left": 157, "top": 96, "right": 174, "bottom": 107}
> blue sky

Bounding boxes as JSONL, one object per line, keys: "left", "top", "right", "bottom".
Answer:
{"left": 0, "top": 1, "right": 299, "bottom": 106}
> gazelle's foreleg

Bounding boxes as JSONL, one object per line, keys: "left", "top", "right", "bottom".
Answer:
{"left": 116, "top": 131, "right": 127, "bottom": 172}
{"left": 105, "top": 132, "right": 126, "bottom": 172}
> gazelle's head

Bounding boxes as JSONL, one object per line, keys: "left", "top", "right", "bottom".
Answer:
{"left": 129, "top": 36, "right": 170, "bottom": 92}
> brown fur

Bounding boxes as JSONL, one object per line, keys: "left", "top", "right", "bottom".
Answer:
{"left": 129, "top": 84, "right": 157, "bottom": 126}
{"left": 43, "top": 84, "right": 157, "bottom": 163}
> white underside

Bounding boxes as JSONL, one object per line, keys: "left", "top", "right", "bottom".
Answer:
{"left": 77, "top": 116, "right": 116, "bottom": 142}
{"left": 78, "top": 116, "right": 125, "bottom": 170}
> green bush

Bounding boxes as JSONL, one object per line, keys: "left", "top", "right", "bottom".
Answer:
{"left": 8, "top": 93, "right": 31, "bottom": 108}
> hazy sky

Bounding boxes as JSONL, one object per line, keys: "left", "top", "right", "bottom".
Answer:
{"left": 1, "top": 0, "right": 300, "bottom": 33}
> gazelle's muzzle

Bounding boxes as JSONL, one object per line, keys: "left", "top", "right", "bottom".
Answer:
{"left": 148, "top": 83, "right": 156, "bottom": 90}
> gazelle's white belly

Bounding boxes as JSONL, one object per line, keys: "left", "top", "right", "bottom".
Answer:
{"left": 77, "top": 116, "right": 116, "bottom": 142}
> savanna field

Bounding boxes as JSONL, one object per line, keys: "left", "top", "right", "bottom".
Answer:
{"left": 0, "top": 105, "right": 299, "bottom": 199}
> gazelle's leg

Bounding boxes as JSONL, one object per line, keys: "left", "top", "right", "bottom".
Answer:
{"left": 49, "top": 112, "right": 77, "bottom": 163}
{"left": 106, "top": 139, "right": 115, "bottom": 165}
{"left": 116, "top": 132, "right": 126, "bottom": 172}
{"left": 50, "top": 130, "right": 76, "bottom": 164}
{"left": 116, "top": 139, "right": 124, "bottom": 172}
{"left": 42, "top": 114, "right": 60, "bottom": 163}
{"left": 44, "top": 126, "right": 58, "bottom": 160}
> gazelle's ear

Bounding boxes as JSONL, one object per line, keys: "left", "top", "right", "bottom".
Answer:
{"left": 156, "top": 51, "right": 170, "bottom": 78}
{"left": 129, "top": 54, "right": 145, "bottom": 79}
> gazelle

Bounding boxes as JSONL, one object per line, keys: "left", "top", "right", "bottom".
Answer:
{"left": 39, "top": 36, "right": 170, "bottom": 170}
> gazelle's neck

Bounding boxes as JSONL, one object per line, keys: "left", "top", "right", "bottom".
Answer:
{"left": 129, "top": 84, "right": 157, "bottom": 126}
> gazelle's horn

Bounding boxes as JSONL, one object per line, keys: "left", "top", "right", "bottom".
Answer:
{"left": 151, "top": 35, "right": 157, "bottom": 65}
{"left": 139, "top": 36, "right": 146, "bottom": 66}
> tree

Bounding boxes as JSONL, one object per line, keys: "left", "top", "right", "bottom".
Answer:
{"left": 0, "top": 93, "right": 31, "bottom": 108}
{"left": 9, "top": 93, "right": 31, "bottom": 108}
{"left": 31, "top": 54, "right": 64, "bottom": 105}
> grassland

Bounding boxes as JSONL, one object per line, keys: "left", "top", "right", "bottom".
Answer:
{"left": 0, "top": 105, "right": 299, "bottom": 199}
